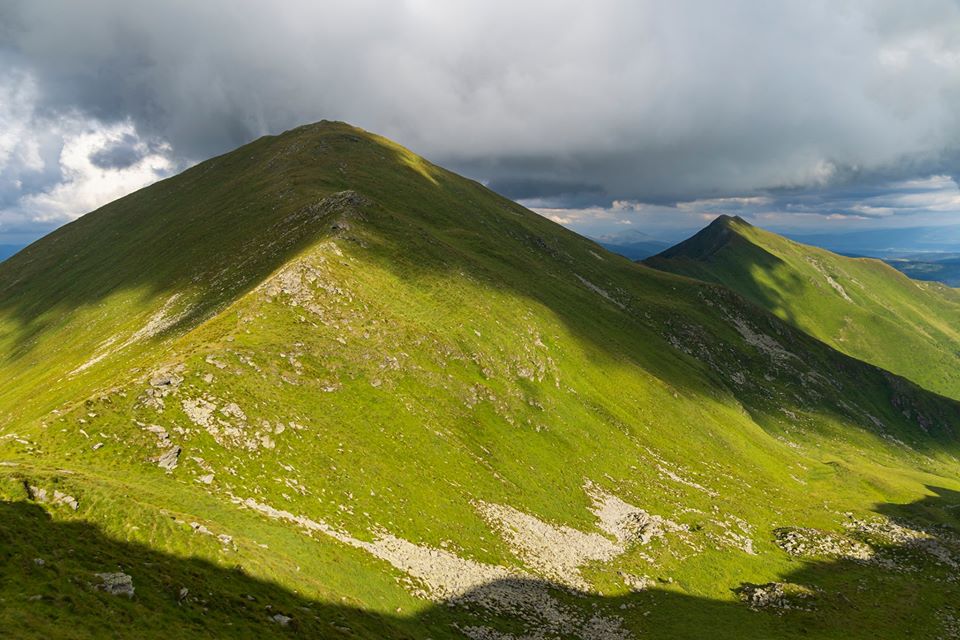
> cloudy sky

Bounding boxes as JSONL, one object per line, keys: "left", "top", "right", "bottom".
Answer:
{"left": 1, "top": 0, "right": 960, "bottom": 244}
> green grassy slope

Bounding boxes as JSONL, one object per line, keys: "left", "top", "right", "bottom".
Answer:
{"left": 647, "top": 215, "right": 960, "bottom": 402}
{"left": 2, "top": 124, "right": 960, "bottom": 639}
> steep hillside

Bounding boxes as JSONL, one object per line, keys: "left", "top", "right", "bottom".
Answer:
{"left": 647, "top": 215, "right": 960, "bottom": 402}
{"left": 3, "top": 124, "right": 960, "bottom": 639}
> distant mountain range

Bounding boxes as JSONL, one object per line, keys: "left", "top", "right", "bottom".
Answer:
{"left": 882, "top": 254, "right": 960, "bottom": 287}
{"left": 590, "top": 229, "right": 672, "bottom": 260}
{"left": 776, "top": 227, "right": 960, "bottom": 287}
{"left": 599, "top": 224, "right": 960, "bottom": 284}
{"left": 786, "top": 225, "right": 960, "bottom": 257}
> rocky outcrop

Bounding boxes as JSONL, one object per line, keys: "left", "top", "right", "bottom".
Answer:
{"left": 94, "top": 572, "right": 134, "bottom": 598}
{"left": 25, "top": 484, "right": 79, "bottom": 511}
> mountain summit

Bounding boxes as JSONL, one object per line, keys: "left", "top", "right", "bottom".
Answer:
{"left": 3, "top": 123, "right": 960, "bottom": 639}
{"left": 647, "top": 216, "right": 960, "bottom": 401}
{"left": 649, "top": 214, "right": 750, "bottom": 261}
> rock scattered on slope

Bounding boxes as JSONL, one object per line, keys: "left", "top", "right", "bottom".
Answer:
{"left": 270, "top": 613, "right": 293, "bottom": 627}
{"left": 182, "top": 398, "right": 216, "bottom": 429}
{"left": 26, "top": 484, "right": 79, "bottom": 511}
{"left": 149, "top": 371, "right": 184, "bottom": 389}
{"left": 190, "top": 522, "right": 213, "bottom": 535}
{"left": 94, "top": 572, "right": 135, "bottom": 598}
{"left": 728, "top": 315, "right": 795, "bottom": 362}
{"left": 806, "top": 257, "right": 853, "bottom": 302}
{"left": 574, "top": 274, "right": 626, "bottom": 309}
{"left": 141, "top": 423, "right": 171, "bottom": 446}
{"left": 473, "top": 483, "right": 686, "bottom": 591}
{"left": 776, "top": 517, "right": 960, "bottom": 573}
{"left": 735, "top": 582, "right": 816, "bottom": 612}
{"left": 846, "top": 515, "right": 960, "bottom": 570}
{"left": 476, "top": 500, "right": 621, "bottom": 590}
{"left": 587, "top": 481, "right": 687, "bottom": 546}
{"left": 237, "top": 496, "right": 631, "bottom": 639}
{"left": 775, "top": 527, "right": 873, "bottom": 562}
{"left": 156, "top": 445, "right": 181, "bottom": 470}
{"left": 181, "top": 395, "right": 278, "bottom": 450}
{"left": 620, "top": 573, "right": 655, "bottom": 591}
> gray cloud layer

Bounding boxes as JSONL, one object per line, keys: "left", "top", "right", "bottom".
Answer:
{"left": 1, "top": 0, "right": 960, "bottom": 239}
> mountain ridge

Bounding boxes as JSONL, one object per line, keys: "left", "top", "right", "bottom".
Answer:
{"left": 651, "top": 214, "right": 749, "bottom": 261}
{"left": 647, "top": 215, "right": 960, "bottom": 402}
{"left": 591, "top": 229, "right": 673, "bottom": 260}
{"left": 3, "top": 122, "right": 960, "bottom": 638}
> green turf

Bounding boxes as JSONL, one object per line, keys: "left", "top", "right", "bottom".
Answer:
{"left": 647, "top": 215, "right": 960, "bottom": 401}
{"left": 1, "top": 124, "right": 960, "bottom": 638}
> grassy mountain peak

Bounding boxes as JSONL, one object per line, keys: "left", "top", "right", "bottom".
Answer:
{"left": 652, "top": 214, "right": 750, "bottom": 261}
{"left": 648, "top": 216, "right": 960, "bottom": 402}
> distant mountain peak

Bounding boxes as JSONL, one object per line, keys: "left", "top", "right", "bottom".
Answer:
{"left": 592, "top": 228, "right": 660, "bottom": 244}
{"left": 648, "top": 214, "right": 750, "bottom": 261}
{"left": 648, "top": 212, "right": 960, "bottom": 403}
{"left": 711, "top": 213, "right": 750, "bottom": 227}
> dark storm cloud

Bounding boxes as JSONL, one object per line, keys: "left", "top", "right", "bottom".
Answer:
{"left": 1, "top": 0, "right": 960, "bottom": 238}
{"left": 484, "top": 178, "right": 605, "bottom": 203}
{"left": 88, "top": 133, "right": 146, "bottom": 169}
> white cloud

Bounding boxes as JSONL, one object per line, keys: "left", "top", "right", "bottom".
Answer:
{"left": 0, "top": 71, "right": 43, "bottom": 173}
{"left": 537, "top": 174, "right": 960, "bottom": 238}
{"left": 0, "top": 70, "right": 176, "bottom": 241}
{"left": 3, "top": 1, "right": 960, "bottom": 240}
{"left": 17, "top": 119, "right": 173, "bottom": 223}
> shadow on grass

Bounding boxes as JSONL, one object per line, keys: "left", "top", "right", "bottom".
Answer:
{"left": 0, "top": 121, "right": 958, "bottom": 460}
{"left": 4, "top": 487, "right": 960, "bottom": 640}
{"left": 645, "top": 215, "right": 808, "bottom": 335}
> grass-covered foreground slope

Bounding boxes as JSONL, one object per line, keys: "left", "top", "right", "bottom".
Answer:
{"left": 2, "top": 123, "right": 960, "bottom": 639}
{"left": 647, "top": 215, "right": 960, "bottom": 402}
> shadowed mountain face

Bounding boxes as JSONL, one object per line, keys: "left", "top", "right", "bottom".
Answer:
{"left": 4, "top": 487, "right": 960, "bottom": 639}
{"left": 2, "top": 123, "right": 960, "bottom": 639}
{"left": 647, "top": 215, "right": 960, "bottom": 402}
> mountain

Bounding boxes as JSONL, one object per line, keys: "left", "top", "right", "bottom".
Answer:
{"left": 646, "top": 215, "right": 960, "bottom": 402}
{"left": 884, "top": 254, "right": 960, "bottom": 287}
{"left": 592, "top": 230, "right": 672, "bottom": 261}
{"left": 3, "top": 124, "right": 960, "bottom": 639}
{"left": 786, "top": 224, "right": 960, "bottom": 257}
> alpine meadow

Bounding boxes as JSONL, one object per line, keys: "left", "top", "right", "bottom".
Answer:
{"left": 2, "top": 122, "right": 960, "bottom": 639}
{"left": 5, "top": 2, "right": 960, "bottom": 639}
